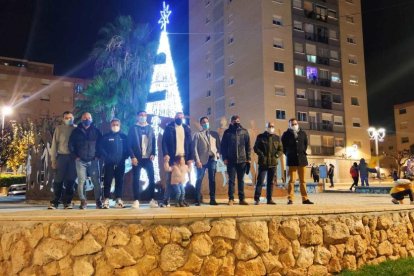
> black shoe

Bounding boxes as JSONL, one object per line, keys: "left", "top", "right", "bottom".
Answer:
{"left": 96, "top": 201, "right": 103, "bottom": 209}
{"left": 329, "top": 185, "right": 334, "bottom": 188}
{"left": 64, "top": 203, "right": 73, "bottom": 209}
{"left": 287, "top": 200, "right": 293, "bottom": 205}
{"left": 302, "top": 199, "right": 314, "bottom": 204}
{"left": 48, "top": 202, "right": 58, "bottom": 210}
{"left": 182, "top": 201, "right": 190, "bottom": 207}
{"left": 267, "top": 200, "right": 277, "bottom": 205}
{"left": 209, "top": 200, "right": 218, "bottom": 206}
{"left": 194, "top": 201, "right": 201, "bottom": 206}
{"left": 254, "top": 200, "right": 260, "bottom": 205}
{"left": 239, "top": 200, "right": 249, "bottom": 205}
{"left": 159, "top": 202, "right": 166, "bottom": 208}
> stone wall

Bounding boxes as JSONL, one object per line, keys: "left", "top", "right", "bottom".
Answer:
{"left": 1, "top": 210, "right": 414, "bottom": 275}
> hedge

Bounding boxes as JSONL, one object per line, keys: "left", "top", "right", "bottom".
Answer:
{"left": 0, "top": 175, "right": 26, "bottom": 187}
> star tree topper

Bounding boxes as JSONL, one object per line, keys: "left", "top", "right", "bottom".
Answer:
{"left": 158, "top": 1, "right": 172, "bottom": 32}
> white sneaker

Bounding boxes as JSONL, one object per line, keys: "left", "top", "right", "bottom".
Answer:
{"left": 103, "top": 198, "right": 110, "bottom": 209}
{"left": 132, "top": 200, "right": 140, "bottom": 209}
{"left": 115, "top": 198, "right": 125, "bottom": 208}
{"left": 149, "top": 199, "right": 159, "bottom": 208}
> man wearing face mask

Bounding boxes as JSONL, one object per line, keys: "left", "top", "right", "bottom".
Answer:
{"left": 220, "top": 115, "right": 251, "bottom": 205}
{"left": 48, "top": 111, "right": 77, "bottom": 209}
{"left": 253, "top": 122, "right": 283, "bottom": 205}
{"left": 193, "top": 116, "right": 221, "bottom": 206}
{"left": 281, "top": 118, "right": 314, "bottom": 205}
{"left": 161, "top": 112, "right": 193, "bottom": 207}
{"left": 128, "top": 111, "right": 157, "bottom": 209}
{"left": 98, "top": 119, "right": 129, "bottom": 209}
{"left": 69, "top": 112, "right": 103, "bottom": 209}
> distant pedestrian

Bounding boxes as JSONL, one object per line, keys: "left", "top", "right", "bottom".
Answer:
{"left": 358, "top": 158, "right": 370, "bottom": 187}
{"left": 48, "top": 111, "right": 76, "bottom": 210}
{"left": 349, "top": 162, "right": 359, "bottom": 191}
{"left": 68, "top": 112, "right": 102, "bottom": 209}
{"left": 98, "top": 118, "right": 129, "bottom": 209}
{"left": 392, "top": 170, "right": 398, "bottom": 181}
{"left": 310, "top": 163, "right": 320, "bottom": 183}
{"left": 220, "top": 115, "right": 251, "bottom": 206}
{"left": 281, "top": 118, "right": 314, "bottom": 205}
{"left": 328, "top": 164, "right": 334, "bottom": 188}
{"left": 253, "top": 122, "right": 283, "bottom": 205}
{"left": 163, "top": 155, "right": 191, "bottom": 207}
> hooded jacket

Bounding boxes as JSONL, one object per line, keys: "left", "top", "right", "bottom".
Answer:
{"left": 220, "top": 124, "right": 251, "bottom": 164}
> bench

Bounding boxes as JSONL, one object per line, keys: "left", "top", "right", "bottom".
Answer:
{"left": 277, "top": 183, "right": 320, "bottom": 194}
{"left": 355, "top": 186, "right": 392, "bottom": 194}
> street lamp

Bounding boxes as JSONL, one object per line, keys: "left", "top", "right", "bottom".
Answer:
{"left": 368, "top": 127, "right": 386, "bottom": 179}
{"left": 1, "top": 105, "right": 13, "bottom": 138}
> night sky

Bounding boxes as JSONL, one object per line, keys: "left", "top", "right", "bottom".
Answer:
{"left": 1, "top": 0, "right": 414, "bottom": 131}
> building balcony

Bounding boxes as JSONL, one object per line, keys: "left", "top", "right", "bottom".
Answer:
{"left": 305, "top": 33, "right": 329, "bottom": 44}
{"left": 308, "top": 99, "right": 332, "bottom": 110}
{"left": 308, "top": 122, "right": 334, "bottom": 132}
{"left": 311, "top": 146, "right": 335, "bottom": 156}
{"left": 317, "top": 56, "right": 330, "bottom": 66}
{"left": 306, "top": 78, "right": 331, "bottom": 87}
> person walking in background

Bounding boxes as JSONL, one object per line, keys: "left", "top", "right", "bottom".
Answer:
{"left": 98, "top": 118, "right": 129, "bottom": 209}
{"left": 281, "top": 118, "right": 314, "bottom": 205}
{"left": 221, "top": 115, "right": 251, "bottom": 206}
{"left": 163, "top": 155, "right": 191, "bottom": 207}
{"left": 193, "top": 116, "right": 221, "bottom": 206}
{"left": 48, "top": 111, "right": 77, "bottom": 209}
{"left": 253, "top": 122, "right": 283, "bottom": 205}
{"left": 310, "top": 163, "right": 320, "bottom": 183}
{"left": 349, "top": 162, "right": 359, "bottom": 191}
{"left": 358, "top": 158, "right": 370, "bottom": 187}
{"left": 328, "top": 164, "right": 335, "bottom": 188}
{"left": 392, "top": 169, "right": 398, "bottom": 181}
{"left": 128, "top": 111, "right": 157, "bottom": 209}
{"left": 69, "top": 112, "right": 102, "bottom": 209}
{"left": 161, "top": 112, "right": 193, "bottom": 207}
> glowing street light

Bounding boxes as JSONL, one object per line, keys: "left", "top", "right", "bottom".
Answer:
{"left": 368, "top": 127, "right": 386, "bottom": 179}
{"left": 1, "top": 105, "right": 13, "bottom": 138}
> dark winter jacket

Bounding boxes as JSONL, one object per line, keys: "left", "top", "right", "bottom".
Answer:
{"left": 98, "top": 131, "right": 129, "bottom": 165}
{"left": 220, "top": 124, "right": 251, "bottom": 164}
{"left": 128, "top": 124, "right": 156, "bottom": 160}
{"left": 328, "top": 166, "right": 334, "bottom": 178}
{"left": 254, "top": 131, "right": 283, "bottom": 168}
{"left": 68, "top": 124, "right": 102, "bottom": 162}
{"left": 281, "top": 128, "right": 308, "bottom": 167}
{"left": 162, "top": 121, "right": 193, "bottom": 165}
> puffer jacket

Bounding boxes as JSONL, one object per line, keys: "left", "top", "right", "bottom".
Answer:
{"left": 220, "top": 124, "right": 251, "bottom": 164}
{"left": 281, "top": 128, "right": 308, "bottom": 166}
{"left": 254, "top": 131, "right": 283, "bottom": 167}
{"left": 68, "top": 124, "right": 102, "bottom": 162}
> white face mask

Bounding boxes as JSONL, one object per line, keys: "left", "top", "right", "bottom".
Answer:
{"left": 291, "top": 125, "right": 299, "bottom": 132}
{"left": 268, "top": 127, "right": 275, "bottom": 133}
{"left": 111, "top": 126, "right": 120, "bottom": 133}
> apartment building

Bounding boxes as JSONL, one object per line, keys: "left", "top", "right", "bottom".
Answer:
{"left": 394, "top": 101, "right": 414, "bottom": 153}
{"left": 0, "top": 56, "right": 87, "bottom": 122}
{"left": 189, "top": 0, "right": 371, "bottom": 178}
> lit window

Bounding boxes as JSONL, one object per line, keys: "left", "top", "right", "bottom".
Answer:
{"left": 347, "top": 35, "right": 356, "bottom": 44}
{"left": 351, "top": 97, "right": 359, "bottom": 106}
{"left": 293, "top": 21, "right": 303, "bottom": 31}
{"left": 349, "top": 75, "right": 358, "bottom": 85}
{"left": 296, "top": 88, "right": 306, "bottom": 99}
{"left": 348, "top": 55, "right": 357, "bottom": 64}
{"left": 275, "top": 86, "right": 286, "bottom": 96}
{"left": 307, "top": 55, "right": 316, "bottom": 63}
{"left": 306, "top": 66, "right": 318, "bottom": 79}
{"left": 272, "top": 15, "right": 283, "bottom": 26}
{"left": 274, "top": 62, "right": 284, "bottom": 72}
{"left": 276, "top": 109, "right": 286, "bottom": 120}
{"left": 331, "top": 72, "right": 341, "bottom": 83}
{"left": 295, "top": 65, "right": 306, "bottom": 77}
{"left": 273, "top": 38, "right": 284, "bottom": 49}
{"left": 297, "top": 112, "right": 307, "bottom": 122}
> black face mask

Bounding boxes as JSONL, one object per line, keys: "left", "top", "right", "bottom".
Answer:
{"left": 233, "top": 122, "right": 241, "bottom": 128}
{"left": 175, "top": 118, "right": 183, "bottom": 125}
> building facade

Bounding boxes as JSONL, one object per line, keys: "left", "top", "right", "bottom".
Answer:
{"left": 0, "top": 56, "right": 87, "bottom": 122}
{"left": 189, "top": 0, "right": 371, "bottom": 180}
{"left": 394, "top": 101, "right": 414, "bottom": 153}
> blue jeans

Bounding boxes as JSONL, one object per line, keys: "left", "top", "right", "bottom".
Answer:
{"left": 171, "top": 183, "right": 185, "bottom": 202}
{"left": 195, "top": 158, "right": 217, "bottom": 202}
{"left": 254, "top": 166, "right": 276, "bottom": 201}
{"left": 360, "top": 175, "right": 369, "bottom": 186}
{"left": 227, "top": 162, "right": 246, "bottom": 201}
{"left": 76, "top": 159, "right": 102, "bottom": 202}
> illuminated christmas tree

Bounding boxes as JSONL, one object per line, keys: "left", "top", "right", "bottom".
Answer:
{"left": 146, "top": 1, "right": 183, "bottom": 118}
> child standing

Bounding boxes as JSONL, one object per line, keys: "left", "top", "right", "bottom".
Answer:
{"left": 390, "top": 179, "right": 414, "bottom": 205}
{"left": 164, "top": 155, "right": 191, "bottom": 207}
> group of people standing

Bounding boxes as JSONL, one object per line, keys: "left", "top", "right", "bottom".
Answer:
{"left": 349, "top": 158, "right": 373, "bottom": 190}
{"left": 49, "top": 110, "right": 315, "bottom": 209}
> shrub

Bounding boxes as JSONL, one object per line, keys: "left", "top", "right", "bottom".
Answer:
{"left": 0, "top": 174, "right": 26, "bottom": 187}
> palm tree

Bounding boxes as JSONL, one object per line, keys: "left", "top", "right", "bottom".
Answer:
{"left": 76, "top": 16, "right": 157, "bottom": 130}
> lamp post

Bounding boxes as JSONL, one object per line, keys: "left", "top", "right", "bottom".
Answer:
{"left": 368, "top": 127, "right": 386, "bottom": 180}
{"left": 1, "top": 106, "right": 13, "bottom": 138}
